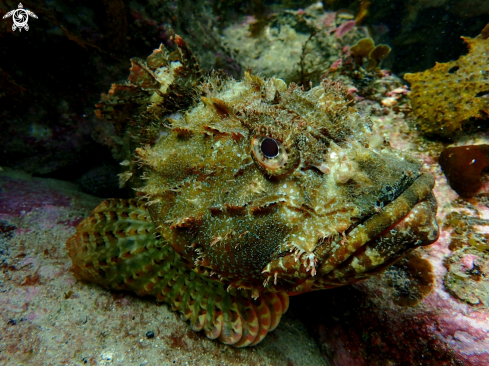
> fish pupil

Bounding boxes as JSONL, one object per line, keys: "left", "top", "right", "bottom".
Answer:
{"left": 261, "top": 138, "right": 279, "bottom": 158}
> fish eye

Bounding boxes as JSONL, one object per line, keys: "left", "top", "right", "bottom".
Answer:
{"left": 251, "top": 135, "right": 289, "bottom": 174}
{"left": 261, "top": 138, "right": 279, "bottom": 158}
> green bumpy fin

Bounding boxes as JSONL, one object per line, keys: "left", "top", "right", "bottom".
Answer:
{"left": 66, "top": 199, "right": 289, "bottom": 347}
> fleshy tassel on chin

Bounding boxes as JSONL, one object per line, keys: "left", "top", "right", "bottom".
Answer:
{"left": 66, "top": 198, "right": 289, "bottom": 347}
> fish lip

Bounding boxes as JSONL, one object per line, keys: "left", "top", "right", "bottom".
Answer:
{"left": 307, "top": 194, "right": 439, "bottom": 290}
{"left": 315, "top": 172, "right": 438, "bottom": 277}
{"left": 261, "top": 173, "right": 439, "bottom": 293}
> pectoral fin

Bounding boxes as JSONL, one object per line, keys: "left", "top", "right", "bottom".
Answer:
{"left": 66, "top": 198, "right": 289, "bottom": 347}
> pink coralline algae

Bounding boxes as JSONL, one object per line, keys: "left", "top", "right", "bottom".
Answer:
{"left": 335, "top": 20, "right": 357, "bottom": 38}
{"left": 0, "top": 175, "right": 72, "bottom": 218}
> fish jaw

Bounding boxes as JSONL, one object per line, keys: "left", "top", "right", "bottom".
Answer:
{"left": 261, "top": 173, "right": 439, "bottom": 295}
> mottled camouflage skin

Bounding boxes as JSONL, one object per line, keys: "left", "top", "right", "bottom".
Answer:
{"left": 67, "top": 36, "right": 439, "bottom": 347}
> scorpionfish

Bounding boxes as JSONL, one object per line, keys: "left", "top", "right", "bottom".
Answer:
{"left": 67, "top": 36, "right": 439, "bottom": 347}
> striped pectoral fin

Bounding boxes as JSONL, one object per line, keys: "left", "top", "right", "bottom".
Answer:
{"left": 186, "top": 284, "right": 289, "bottom": 347}
{"left": 233, "top": 294, "right": 260, "bottom": 347}
{"left": 148, "top": 266, "right": 289, "bottom": 347}
{"left": 66, "top": 198, "right": 289, "bottom": 347}
{"left": 218, "top": 286, "right": 244, "bottom": 345}
{"left": 66, "top": 198, "right": 164, "bottom": 290}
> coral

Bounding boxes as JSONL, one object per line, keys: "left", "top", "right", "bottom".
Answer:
{"left": 404, "top": 31, "right": 489, "bottom": 138}
{"left": 443, "top": 198, "right": 489, "bottom": 252}
{"left": 442, "top": 194, "right": 489, "bottom": 307}
{"left": 439, "top": 145, "right": 489, "bottom": 197}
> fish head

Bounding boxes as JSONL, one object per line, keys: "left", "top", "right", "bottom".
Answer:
{"left": 140, "top": 75, "right": 439, "bottom": 295}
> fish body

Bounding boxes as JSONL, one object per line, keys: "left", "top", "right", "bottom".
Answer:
{"left": 67, "top": 36, "right": 439, "bottom": 347}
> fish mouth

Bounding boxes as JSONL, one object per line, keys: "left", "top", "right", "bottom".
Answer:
{"left": 264, "top": 173, "right": 439, "bottom": 294}
{"left": 314, "top": 176, "right": 438, "bottom": 288}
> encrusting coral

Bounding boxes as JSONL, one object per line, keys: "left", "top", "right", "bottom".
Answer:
{"left": 66, "top": 35, "right": 439, "bottom": 347}
{"left": 404, "top": 25, "right": 489, "bottom": 138}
